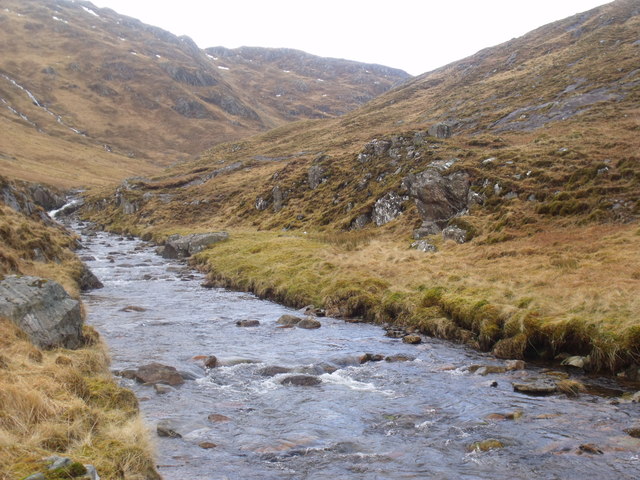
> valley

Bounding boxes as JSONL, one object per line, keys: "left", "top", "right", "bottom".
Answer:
{"left": 1, "top": 0, "right": 639, "bottom": 479}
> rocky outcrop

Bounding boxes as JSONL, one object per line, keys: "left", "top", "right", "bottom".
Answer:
{"left": 427, "top": 122, "right": 452, "bottom": 138}
{"left": 371, "top": 192, "right": 406, "bottom": 226}
{"left": 308, "top": 165, "right": 328, "bottom": 190}
{"left": 160, "top": 232, "right": 229, "bottom": 258}
{"left": 0, "top": 276, "right": 83, "bottom": 349}
{"left": 402, "top": 169, "right": 471, "bottom": 236}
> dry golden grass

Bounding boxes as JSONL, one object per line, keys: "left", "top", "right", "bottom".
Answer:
{"left": 0, "top": 319, "right": 158, "bottom": 480}
{"left": 0, "top": 203, "right": 84, "bottom": 295}
{"left": 185, "top": 220, "right": 640, "bottom": 372}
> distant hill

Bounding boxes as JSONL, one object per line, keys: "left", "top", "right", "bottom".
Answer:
{"left": 0, "top": 0, "right": 410, "bottom": 187}
{"left": 97, "top": 0, "right": 639, "bottom": 232}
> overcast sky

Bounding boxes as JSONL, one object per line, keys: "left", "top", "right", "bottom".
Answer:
{"left": 90, "top": 0, "right": 610, "bottom": 76}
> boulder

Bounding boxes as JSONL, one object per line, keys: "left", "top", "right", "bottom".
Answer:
{"left": 359, "top": 353, "right": 385, "bottom": 363}
{"left": 402, "top": 169, "right": 470, "bottom": 231}
{"left": 78, "top": 264, "right": 104, "bottom": 291}
{"left": 281, "top": 375, "right": 322, "bottom": 386}
{"left": 161, "top": 232, "right": 229, "bottom": 258}
{"left": 413, "top": 221, "right": 442, "bottom": 239}
{"left": 131, "top": 362, "right": 185, "bottom": 386}
{"left": 297, "top": 318, "right": 321, "bottom": 329}
{"left": 0, "top": 276, "right": 83, "bottom": 349}
{"left": 402, "top": 334, "right": 422, "bottom": 344}
{"left": 428, "top": 122, "right": 452, "bottom": 139}
{"left": 276, "top": 314, "right": 303, "bottom": 326}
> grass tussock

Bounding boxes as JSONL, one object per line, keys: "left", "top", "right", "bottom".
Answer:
{"left": 0, "top": 319, "right": 159, "bottom": 480}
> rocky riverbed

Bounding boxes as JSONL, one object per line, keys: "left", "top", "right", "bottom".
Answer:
{"left": 76, "top": 223, "right": 640, "bottom": 480}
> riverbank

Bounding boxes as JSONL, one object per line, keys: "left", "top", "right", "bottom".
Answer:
{"left": 184, "top": 222, "right": 640, "bottom": 375}
{"left": 0, "top": 319, "right": 159, "bottom": 480}
{"left": 0, "top": 194, "right": 159, "bottom": 480}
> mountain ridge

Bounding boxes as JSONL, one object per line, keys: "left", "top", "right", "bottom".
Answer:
{"left": 0, "top": 0, "right": 409, "bottom": 187}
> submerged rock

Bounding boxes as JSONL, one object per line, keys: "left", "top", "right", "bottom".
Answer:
{"left": 0, "top": 276, "right": 83, "bottom": 349}
{"left": 385, "top": 354, "right": 416, "bottom": 363}
{"left": 281, "top": 375, "right": 322, "bottom": 386}
{"left": 467, "top": 439, "right": 505, "bottom": 452}
{"left": 276, "top": 314, "right": 303, "bottom": 326}
{"left": 257, "top": 366, "right": 292, "bottom": 376}
{"left": 236, "top": 319, "right": 260, "bottom": 327}
{"left": 157, "top": 419, "right": 183, "bottom": 438}
{"left": 130, "top": 362, "right": 185, "bottom": 386}
{"left": 297, "top": 318, "right": 321, "bottom": 329}
{"left": 512, "top": 378, "right": 557, "bottom": 395}
{"left": 402, "top": 334, "right": 422, "bottom": 344}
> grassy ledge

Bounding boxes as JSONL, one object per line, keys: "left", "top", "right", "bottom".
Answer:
{"left": 187, "top": 224, "right": 640, "bottom": 374}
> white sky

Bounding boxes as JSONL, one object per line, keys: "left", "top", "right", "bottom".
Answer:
{"left": 90, "top": 0, "right": 610, "bottom": 76}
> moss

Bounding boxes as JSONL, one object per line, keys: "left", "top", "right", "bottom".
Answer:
{"left": 85, "top": 378, "right": 139, "bottom": 416}
{"left": 45, "top": 462, "right": 87, "bottom": 479}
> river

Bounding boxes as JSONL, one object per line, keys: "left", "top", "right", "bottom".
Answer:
{"left": 75, "top": 222, "right": 640, "bottom": 480}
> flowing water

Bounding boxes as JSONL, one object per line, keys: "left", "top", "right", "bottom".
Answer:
{"left": 76, "top": 223, "right": 640, "bottom": 480}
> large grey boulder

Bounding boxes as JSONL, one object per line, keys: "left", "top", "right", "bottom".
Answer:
{"left": 161, "top": 232, "right": 229, "bottom": 258}
{"left": 402, "top": 169, "right": 470, "bottom": 230}
{"left": 0, "top": 276, "right": 83, "bottom": 349}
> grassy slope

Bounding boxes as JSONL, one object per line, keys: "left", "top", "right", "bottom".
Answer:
{"left": 82, "top": 1, "right": 640, "bottom": 373}
{"left": 0, "top": 0, "right": 408, "bottom": 188}
{"left": 0, "top": 187, "right": 159, "bottom": 479}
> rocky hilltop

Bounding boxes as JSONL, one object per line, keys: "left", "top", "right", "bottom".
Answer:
{"left": 0, "top": 0, "right": 409, "bottom": 187}
{"left": 84, "top": 0, "right": 640, "bottom": 373}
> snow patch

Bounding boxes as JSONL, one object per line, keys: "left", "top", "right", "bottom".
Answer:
{"left": 316, "top": 78, "right": 324, "bottom": 82}
{"left": 217, "top": 66, "right": 230, "bottom": 71}
{"left": 52, "top": 16, "right": 68, "bottom": 24}
{"left": 81, "top": 6, "right": 99, "bottom": 17}
{"left": 276, "top": 94, "right": 281, "bottom": 97}
{"left": 130, "top": 51, "right": 137, "bottom": 55}
{"left": 155, "top": 54, "right": 161, "bottom": 58}
{"left": 283, "top": 70, "right": 291, "bottom": 73}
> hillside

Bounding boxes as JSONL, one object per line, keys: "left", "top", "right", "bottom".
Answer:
{"left": 0, "top": 0, "right": 409, "bottom": 187}
{"left": 84, "top": 0, "right": 640, "bottom": 373}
